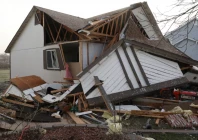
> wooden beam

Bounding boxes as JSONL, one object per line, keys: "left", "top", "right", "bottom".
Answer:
{"left": 106, "top": 22, "right": 110, "bottom": 34}
{"left": 103, "top": 33, "right": 118, "bottom": 53}
{"left": 110, "top": 20, "right": 114, "bottom": 35}
{"left": 0, "top": 106, "right": 16, "bottom": 118}
{"left": 63, "top": 25, "right": 80, "bottom": 39}
{"left": 63, "top": 30, "right": 68, "bottom": 41}
{"left": 120, "top": 14, "right": 123, "bottom": 31}
{"left": 91, "top": 9, "right": 128, "bottom": 32}
{"left": 2, "top": 98, "right": 51, "bottom": 112}
{"left": 101, "top": 25, "right": 105, "bottom": 34}
{"left": 130, "top": 46, "right": 150, "bottom": 86}
{"left": 45, "top": 17, "right": 55, "bottom": 42}
{"left": 115, "top": 49, "right": 133, "bottom": 89}
{"left": 56, "top": 24, "right": 62, "bottom": 41}
{"left": 87, "top": 77, "right": 188, "bottom": 106}
{"left": 52, "top": 20, "right": 62, "bottom": 41}
{"left": 88, "top": 31, "right": 114, "bottom": 37}
{"left": 59, "top": 44, "right": 66, "bottom": 68}
{"left": 66, "top": 92, "right": 84, "bottom": 97}
{"left": 51, "top": 88, "right": 68, "bottom": 94}
{"left": 122, "top": 45, "right": 142, "bottom": 87}
{"left": 94, "top": 76, "right": 115, "bottom": 116}
{"left": 124, "top": 11, "right": 128, "bottom": 23}
{"left": 114, "top": 18, "right": 119, "bottom": 34}
{"left": 67, "top": 112, "right": 86, "bottom": 124}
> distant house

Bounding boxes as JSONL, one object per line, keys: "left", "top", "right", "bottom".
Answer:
{"left": 5, "top": 1, "right": 198, "bottom": 90}
{"left": 165, "top": 18, "right": 198, "bottom": 61}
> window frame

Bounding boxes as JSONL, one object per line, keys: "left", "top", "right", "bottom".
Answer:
{"left": 46, "top": 49, "right": 60, "bottom": 70}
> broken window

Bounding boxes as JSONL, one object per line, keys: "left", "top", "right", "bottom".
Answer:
{"left": 46, "top": 50, "right": 59, "bottom": 69}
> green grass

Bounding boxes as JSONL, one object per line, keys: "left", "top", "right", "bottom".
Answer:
{"left": 0, "top": 69, "right": 10, "bottom": 82}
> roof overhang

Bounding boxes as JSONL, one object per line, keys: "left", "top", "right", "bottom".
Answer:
{"left": 125, "top": 39, "right": 198, "bottom": 66}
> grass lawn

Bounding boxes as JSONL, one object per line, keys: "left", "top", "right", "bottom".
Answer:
{"left": 0, "top": 69, "right": 10, "bottom": 82}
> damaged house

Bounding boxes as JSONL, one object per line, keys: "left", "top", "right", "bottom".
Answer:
{"left": 5, "top": 2, "right": 198, "bottom": 106}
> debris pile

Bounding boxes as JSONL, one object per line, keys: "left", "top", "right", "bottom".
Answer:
{"left": 0, "top": 74, "right": 198, "bottom": 139}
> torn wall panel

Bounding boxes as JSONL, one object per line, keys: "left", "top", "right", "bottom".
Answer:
{"left": 79, "top": 41, "right": 186, "bottom": 104}
{"left": 135, "top": 49, "right": 183, "bottom": 84}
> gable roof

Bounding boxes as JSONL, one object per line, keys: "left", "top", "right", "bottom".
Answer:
{"left": 5, "top": 6, "right": 90, "bottom": 53}
{"left": 125, "top": 18, "right": 189, "bottom": 58}
{"left": 35, "top": 6, "right": 88, "bottom": 31}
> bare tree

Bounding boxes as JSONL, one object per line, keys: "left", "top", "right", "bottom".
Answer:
{"left": 155, "top": 0, "right": 198, "bottom": 56}
{"left": 0, "top": 53, "right": 10, "bottom": 69}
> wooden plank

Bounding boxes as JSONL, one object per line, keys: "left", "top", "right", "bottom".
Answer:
{"left": 67, "top": 112, "right": 86, "bottom": 124}
{"left": 130, "top": 46, "right": 150, "bottom": 86}
{"left": 114, "top": 18, "right": 119, "bottom": 35}
{"left": 89, "top": 31, "right": 114, "bottom": 37}
{"left": 81, "top": 118, "right": 91, "bottom": 124}
{"left": 66, "top": 92, "right": 84, "bottom": 97}
{"left": 94, "top": 76, "right": 115, "bottom": 116}
{"left": 33, "top": 93, "right": 44, "bottom": 103}
{"left": 106, "top": 22, "right": 110, "bottom": 34}
{"left": 0, "top": 106, "right": 16, "bottom": 118}
{"left": 59, "top": 44, "right": 66, "bottom": 69}
{"left": 2, "top": 98, "right": 51, "bottom": 112}
{"left": 122, "top": 45, "right": 142, "bottom": 87}
{"left": 91, "top": 9, "right": 128, "bottom": 32}
{"left": 110, "top": 20, "right": 114, "bottom": 35}
{"left": 51, "top": 88, "right": 68, "bottom": 94}
{"left": 120, "top": 14, "right": 123, "bottom": 31}
{"left": 56, "top": 24, "right": 62, "bottom": 41}
{"left": 115, "top": 49, "right": 133, "bottom": 89}
{"left": 63, "top": 30, "right": 68, "bottom": 41}
{"left": 45, "top": 17, "right": 55, "bottom": 42}
{"left": 52, "top": 20, "right": 62, "bottom": 41}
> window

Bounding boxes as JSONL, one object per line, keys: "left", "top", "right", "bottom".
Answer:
{"left": 46, "top": 50, "right": 59, "bottom": 69}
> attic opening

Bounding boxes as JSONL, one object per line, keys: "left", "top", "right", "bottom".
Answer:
{"left": 61, "top": 42, "right": 79, "bottom": 62}
{"left": 38, "top": 13, "right": 79, "bottom": 45}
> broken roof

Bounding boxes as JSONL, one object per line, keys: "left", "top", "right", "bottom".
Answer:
{"left": 125, "top": 18, "right": 190, "bottom": 58}
{"left": 35, "top": 6, "right": 88, "bottom": 31}
{"left": 5, "top": 2, "right": 161, "bottom": 53}
{"left": 5, "top": 2, "right": 197, "bottom": 66}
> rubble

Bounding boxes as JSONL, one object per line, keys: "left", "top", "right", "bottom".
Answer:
{"left": 2, "top": 2, "right": 198, "bottom": 140}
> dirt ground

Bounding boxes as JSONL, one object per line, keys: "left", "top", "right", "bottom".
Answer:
{"left": 0, "top": 127, "right": 129, "bottom": 140}
{"left": 122, "top": 116, "right": 198, "bottom": 140}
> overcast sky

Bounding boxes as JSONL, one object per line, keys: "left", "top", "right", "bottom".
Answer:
{"left": 0, "top": 0, "right": 178, "bottom": 53}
